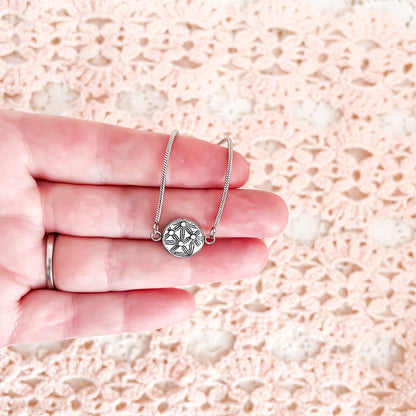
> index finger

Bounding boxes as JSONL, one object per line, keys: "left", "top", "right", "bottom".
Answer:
{"left": 1, "top": 109, "right": 250, "bottom": 188}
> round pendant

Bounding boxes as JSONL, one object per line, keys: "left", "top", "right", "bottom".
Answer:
{"left": 162, "top": 218, "right": 204, "bottom": 258}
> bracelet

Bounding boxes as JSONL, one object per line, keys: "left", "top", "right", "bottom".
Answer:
{"left": 150, "top": 129, "right": 233, "bottom": 258}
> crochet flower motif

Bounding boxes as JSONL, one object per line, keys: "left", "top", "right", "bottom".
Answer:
{"left": 163, "top": 219, "right": 204, "bottom": 257}
{"left": 206, "top": 85, "right": 253, "bottom": 122}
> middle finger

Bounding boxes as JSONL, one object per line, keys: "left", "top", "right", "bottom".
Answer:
{"left": 38, "top": 181, "right": 288, "bottom": 238}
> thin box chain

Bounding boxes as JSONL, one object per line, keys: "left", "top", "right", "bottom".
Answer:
{"left": 151, "top": 129, "right": 233, "bottom": 245}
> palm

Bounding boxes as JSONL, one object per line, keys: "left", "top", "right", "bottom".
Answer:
{"left": 0, "top": 109, "right": 288, "bottom": 347}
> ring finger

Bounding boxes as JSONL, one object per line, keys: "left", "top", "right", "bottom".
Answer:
{"left": 37, "top": 182, "right": 287, "bottom": 292}
{"left": 45, "top": 234, "right": 269, "bottom": 292}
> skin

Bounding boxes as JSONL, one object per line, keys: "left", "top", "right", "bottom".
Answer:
{"left": 0, "top": 109, "right": 289, "bottom": 347}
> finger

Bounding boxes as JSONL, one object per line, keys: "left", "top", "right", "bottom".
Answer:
{"left": 7, "top": 288, "right": 195, "bottom": 346}
{"left": 39, "top": 235, "right": 268, "bottom": 292}
{"left": 1, "top": 109, "right": 249, "bottom": 188}
{"left": 38, "top": 181, "right": 289, "bottom": 238}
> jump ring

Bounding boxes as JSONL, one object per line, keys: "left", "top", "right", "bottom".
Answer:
{"left": 151, "top": 230, "right": 162, "bottom": 241}
{"left": 204, "top": 233, "right": 216, "bottom": 244}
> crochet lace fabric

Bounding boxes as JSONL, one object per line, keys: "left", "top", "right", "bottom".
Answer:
{"left": 1, "top": 0, "right": 416, "bottom": 414}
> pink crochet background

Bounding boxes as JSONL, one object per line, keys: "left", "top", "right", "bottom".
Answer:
{"left": 1, "top": 0, "right": 416, "bottom": 414}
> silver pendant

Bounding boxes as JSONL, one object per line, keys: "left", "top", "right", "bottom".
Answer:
{"left": 162, "top": 218, "right": 204, "bottom": 258}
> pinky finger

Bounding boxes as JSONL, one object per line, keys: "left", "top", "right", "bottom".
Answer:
{"left": 7, "top": 288, "right": 195, "bottom": 346}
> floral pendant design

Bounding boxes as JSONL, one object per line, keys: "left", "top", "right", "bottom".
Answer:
{"left": 162, "top": 218, "right": 205, "bottom": 258}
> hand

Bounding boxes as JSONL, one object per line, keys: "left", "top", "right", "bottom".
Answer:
{"left": 0, "top": 109, "right": 288, "bottom": 347}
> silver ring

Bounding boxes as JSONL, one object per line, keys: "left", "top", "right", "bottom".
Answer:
{"left": 46, "top": 233, "right": 57, "bottom": 290}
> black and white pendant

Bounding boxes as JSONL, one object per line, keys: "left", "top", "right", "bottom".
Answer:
{"left": 162, "top": 218, "right": 204, "bottom": 258}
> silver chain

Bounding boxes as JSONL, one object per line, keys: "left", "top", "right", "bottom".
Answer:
{"left": 151, "top": 129, "right": 233, "bottom": 245}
